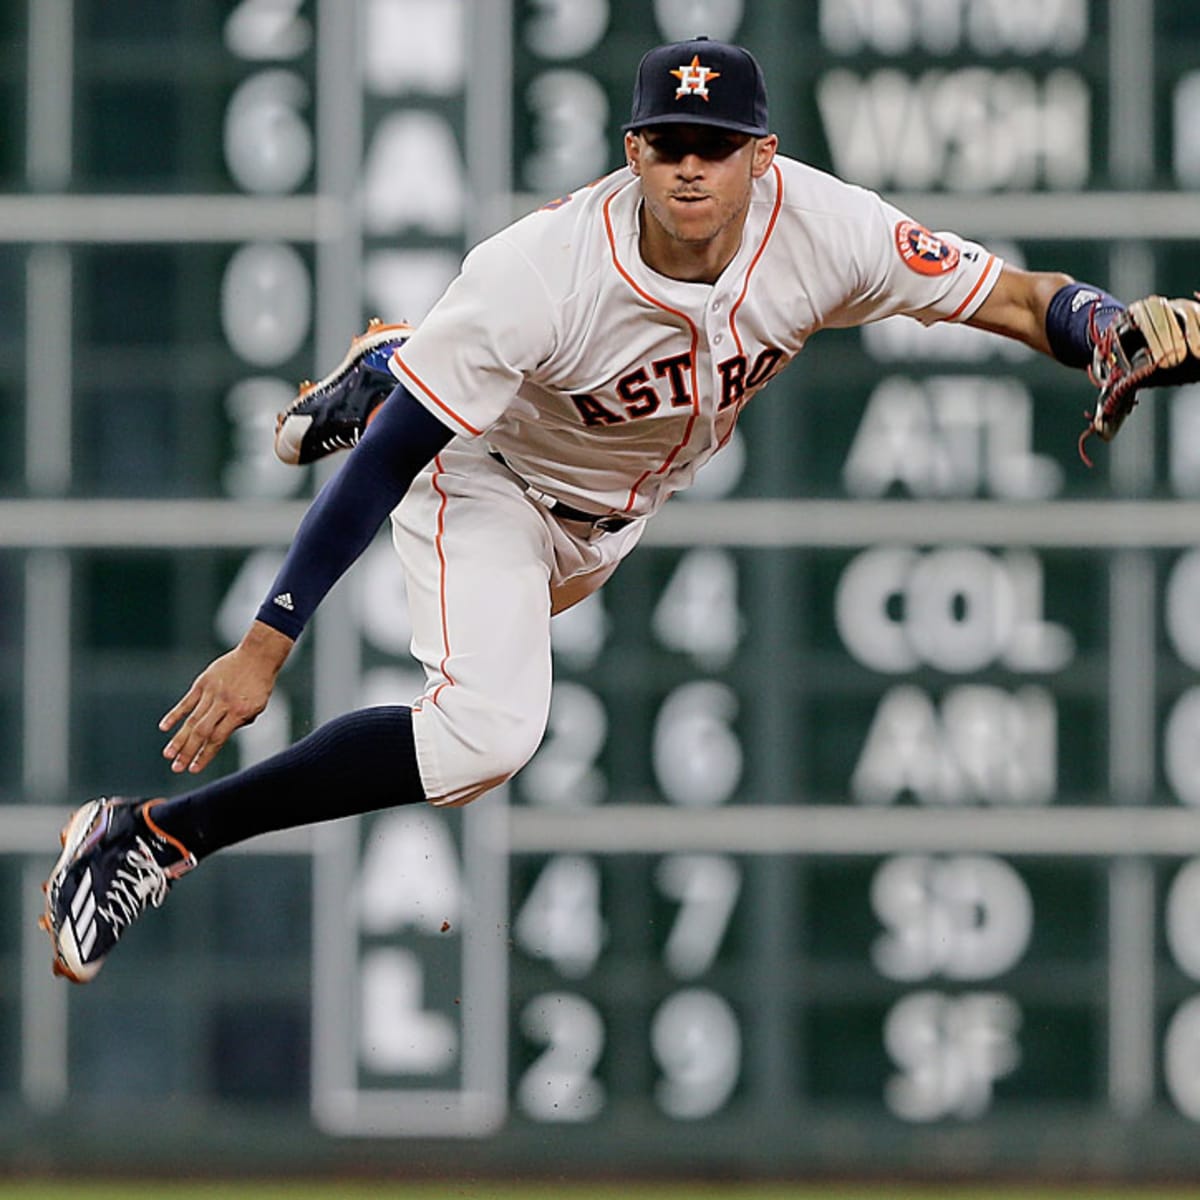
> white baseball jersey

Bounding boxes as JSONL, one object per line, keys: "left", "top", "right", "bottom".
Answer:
{"left": 392, "top": 154, "right": 1003, "bottom": 519}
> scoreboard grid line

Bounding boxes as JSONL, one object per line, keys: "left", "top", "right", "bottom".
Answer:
{"left": 503, "top": 805, "right": 1200, "bottom": 858}
{"left": 4, "top": 498, "right": 1200, "bottom": 548}
{"left": 8, "top": 804, "right": 1200, "bottom": 858}
{"left": 3, "top": 193, "right": 1200, "bottom": 244}
{"left": 0, "top": 195, "right": 347, "bottom": 243}
{"left": 506, "top": 191, "right": 1200, "bottom": 240}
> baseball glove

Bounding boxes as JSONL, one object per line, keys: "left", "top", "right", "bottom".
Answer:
{"left": 1080, "top": 293, "right": 1200, "bottom": 464}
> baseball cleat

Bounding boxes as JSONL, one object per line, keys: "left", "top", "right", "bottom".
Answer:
{"left": 275, "top": 318, "right": 412, "bottom": 465}
{"left": 40, "top": 797, "right": 196, "bottom": 984}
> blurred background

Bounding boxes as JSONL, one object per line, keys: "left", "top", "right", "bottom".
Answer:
{"left": 4, "top": 0, "right": 1200, "bottom": 1188}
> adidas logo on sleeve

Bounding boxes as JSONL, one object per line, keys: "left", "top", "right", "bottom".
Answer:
{"left": 273, "top": 592, "right": 295, "bottom": 611}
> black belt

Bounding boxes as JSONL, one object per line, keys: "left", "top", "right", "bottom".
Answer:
{"left": 488, "top": 451, "right": 635, "bottom": 532}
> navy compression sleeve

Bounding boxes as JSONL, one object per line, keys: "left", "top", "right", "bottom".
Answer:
{"left": 1045, "top": 282, "right": 1125, "bottom": 367}
{"left": 255, "top": 383, "right": 455, "bottom": 639}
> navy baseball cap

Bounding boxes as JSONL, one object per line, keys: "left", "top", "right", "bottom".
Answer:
{"left": 623, "top": 36, "right": 769, "bottom": 136}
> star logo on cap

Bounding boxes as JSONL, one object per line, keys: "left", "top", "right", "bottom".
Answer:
{"left": 671, "top": 54, "right": 720, "bottom": 101}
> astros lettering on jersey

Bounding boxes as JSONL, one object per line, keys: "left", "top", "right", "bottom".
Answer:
{"left": 390, "top": 155, "right": 1003, "bottom": 520}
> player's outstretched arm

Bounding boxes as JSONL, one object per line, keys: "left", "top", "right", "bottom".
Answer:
{"left": 160, "top": 383, "right": 454, "bottom": 774}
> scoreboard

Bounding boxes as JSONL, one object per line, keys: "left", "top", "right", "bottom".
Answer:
{"left": 6, "top": 0, "right": 1200, "bottom": 1180}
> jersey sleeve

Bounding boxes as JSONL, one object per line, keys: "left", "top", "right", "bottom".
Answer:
{"left": 826, "top": 188, "right": 1004, "bottom": 329}
{"left": 388, "top": 234, "right": 558, "bottom": 436}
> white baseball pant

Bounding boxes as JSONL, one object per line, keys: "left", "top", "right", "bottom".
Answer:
{"left": 391, "top": 439, "right": 644, "bottom": 806}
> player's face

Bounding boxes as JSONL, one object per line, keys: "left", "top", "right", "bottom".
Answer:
{"left": 626, "top": 124, "right": 778, "bottom": 281}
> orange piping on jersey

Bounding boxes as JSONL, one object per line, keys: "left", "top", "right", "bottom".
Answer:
{"left": 728, "top": 161, "right": 784, "bottom": 356}
{"left": 708, "top": 163, "right": 786, "bottom": 454}
{"left": 392, "top": 354, "right": 483, "bottom": 436}
{"left": 427, "top": 455, "right": 456, "bottom": 709}
{"left": 603, "top": 187, "right": 701, "bottom": 513}
{"left": 946, "top": 253, "right": 998, "bottom": 322}
{"left": 623, "top": 405, "right": 699, "bottom": 512}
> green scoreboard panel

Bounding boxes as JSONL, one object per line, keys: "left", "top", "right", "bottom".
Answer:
{"left": 6, "top": 0, "right": 1200, "bottom": 1181}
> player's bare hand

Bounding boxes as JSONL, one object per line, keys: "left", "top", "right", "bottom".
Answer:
{"left": 159, "top": 621, "right": 294, "bottom": 774}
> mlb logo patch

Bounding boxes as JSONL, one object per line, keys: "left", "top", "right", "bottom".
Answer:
{"left": 894, "top": 220, "right": 960, "bottom": 276}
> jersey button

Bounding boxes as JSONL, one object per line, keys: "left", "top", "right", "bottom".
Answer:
{"left": 713, "top": 333, "right": 724, "bottom": 344}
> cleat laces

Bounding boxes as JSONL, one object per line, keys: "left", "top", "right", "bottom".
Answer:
{"left": 95, "top": 839, "right": 172, "bottom": 935}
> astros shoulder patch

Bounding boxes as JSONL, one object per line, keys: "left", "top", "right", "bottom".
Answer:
{"left": 894, "top": 220, "right": 960, "bottom": 276}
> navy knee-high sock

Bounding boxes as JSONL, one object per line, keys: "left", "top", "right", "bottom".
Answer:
{"left": 151, "top": 705, "right": 423, "bottom": 859}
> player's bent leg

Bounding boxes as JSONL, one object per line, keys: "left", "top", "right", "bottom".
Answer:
{"left": 421, "top": 546, "right": 634, "bottom": 806}
{"left": 393, "top": 447, "right": 559, "bottom": 807}
{"left": 408, "top": 600, "right": 555, "bottom": 806}
{"left": 40, "top": 797, "right": 196, "bottom": 983}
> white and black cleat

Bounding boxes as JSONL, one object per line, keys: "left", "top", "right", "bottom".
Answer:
{"left": 40, "top": 797, "right": 196, "bottom": 983}
{"left": 275, "top": 318, "right": 413, "bottom": 465}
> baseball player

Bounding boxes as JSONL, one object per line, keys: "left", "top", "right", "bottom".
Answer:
{"left": 42, "top": 37, "right": 1200, "bottom": 982}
